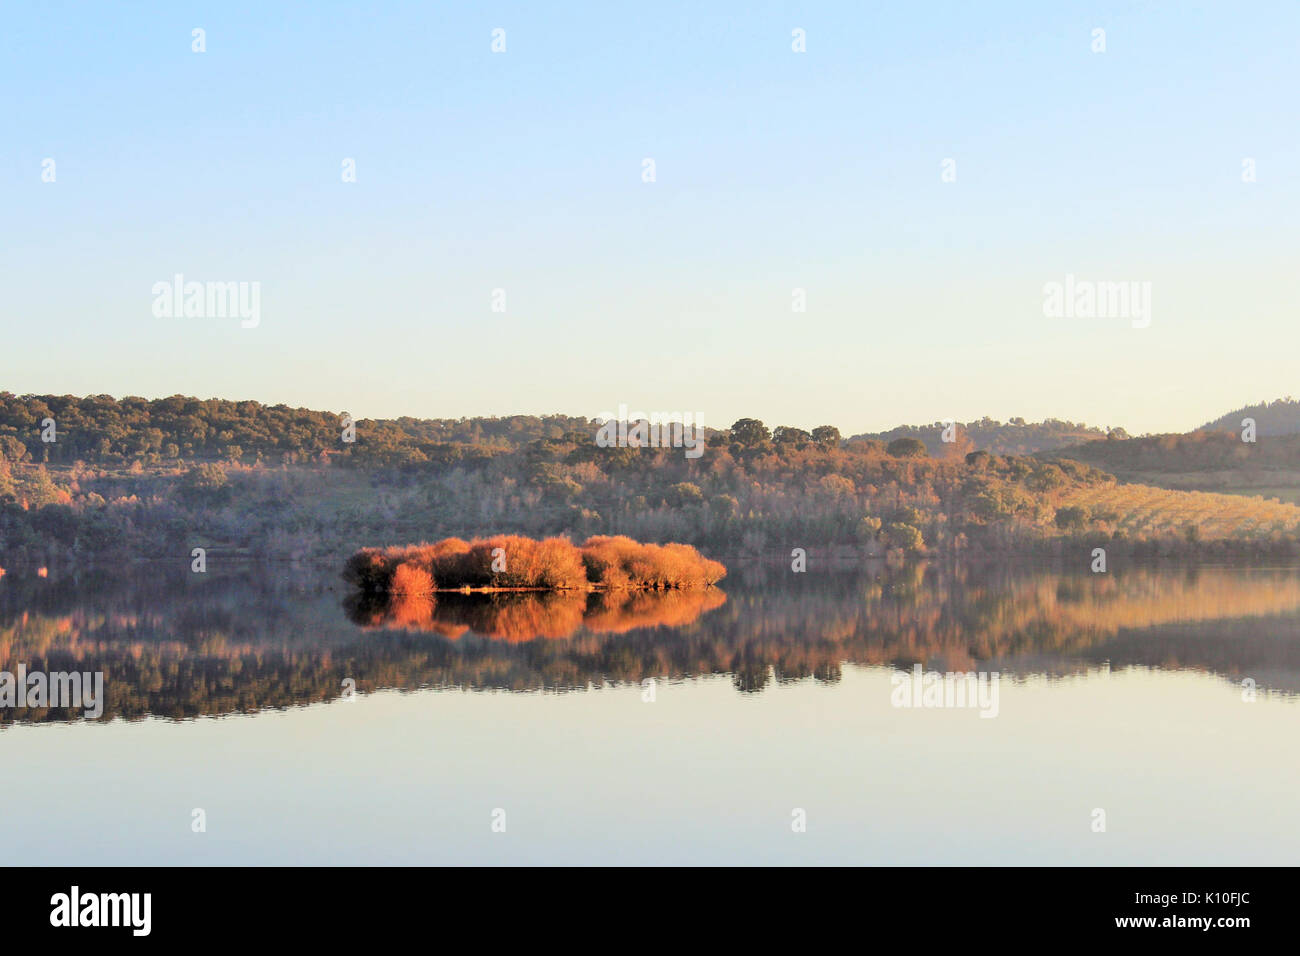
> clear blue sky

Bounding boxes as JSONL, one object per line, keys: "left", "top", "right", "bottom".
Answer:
{"left": 2, "top": 1, "right": 1296, "bottom": 435}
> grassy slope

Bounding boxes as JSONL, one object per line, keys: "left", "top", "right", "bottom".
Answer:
{"left": 1057, "top": 482, "right": 1300, "bottom": 539}
{"left": 1042, "top": 429, "right": 1300, "bottom": 523}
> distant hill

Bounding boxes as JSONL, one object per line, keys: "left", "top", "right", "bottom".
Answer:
{"left": 1200, "top": 398, "right": 1300, "bottom": 436}
{"left": 1041, "top": 430, "right": 1300, "bottom": 504}
{"left": 0, "top": 392, "right": 601, "bottom": 467}
{"left": 851, "top": 418, "right": 1109, "bottom": 457}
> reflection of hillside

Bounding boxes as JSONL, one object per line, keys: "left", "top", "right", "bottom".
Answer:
{"left": 957, "top": 570, "right": 1300, "bottom": 660}
{"left": 1, "top": 563, "right": 1299, "bottom": 724}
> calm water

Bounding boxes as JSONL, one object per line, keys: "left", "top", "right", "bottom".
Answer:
{"left": 2, "top": 560, "right": 1299, "bottom": 864}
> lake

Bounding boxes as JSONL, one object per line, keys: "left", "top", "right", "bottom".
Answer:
{"left": 2, "top": 560, "right": 1298, "bottom": 865}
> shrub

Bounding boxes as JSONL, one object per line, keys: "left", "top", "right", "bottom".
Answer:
{"left": 858, "top": 516, "right": 883, "bottom": 541}
{"left": 581, "top": 534, "right": 638, "bottom": 589}
{"left": 582, "top": 535, "right": 726, "bottom": 589}
{"left": 342, "top": 547, "right": 393, "bottom": 592}
{"left": 424, "top": 537, "right": 474, "bottom": 582}
{"left": 177, "top": 464, "right": 231, "bottom": 506}
{"left": 390, "top": 563, "right": 434, "bottom": 595}
{"left": 883, "top": 522, "right": 925, "bottom": 553}
{"left": 1054, "top": 505, "right": 1091, "bottom": 531}
{"left": 465, "top": 534, "right": 587, "bottom": 589}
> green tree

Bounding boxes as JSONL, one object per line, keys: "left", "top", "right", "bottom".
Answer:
{"left": 887, "top": 437, "right": 928, "bottom": 458}
{"left": 857, "top": 516, "right": 883, "bottom": 541}
{"left": 883, "top": 522, "right": 925, "bottom": 553}
{"left": 729, "top": 419, "right": 771, "bottom": 447}
{"left": 0, "top": 435, "right": 29, "bottom": 462}
{"left": 179, "top": 464, "right": 232, "bottom": 506}
{"left": 1030, "top": 464, "right": 1067, "bottom": 492}
{"left": 668, "top": 482, "right": 704, "bottom": 506}
{"left": 773, "top": 426, "right": 811, "bottom": 444}
{"left": 1054, "top": 505, "right": 1091, "bottom": 530}
{"left": 811, "top": 426, "right": 842, "bottom": 448}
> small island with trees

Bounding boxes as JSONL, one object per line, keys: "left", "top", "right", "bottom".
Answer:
{"left": 344, "top": 534, "right": 727, "bottom": 594}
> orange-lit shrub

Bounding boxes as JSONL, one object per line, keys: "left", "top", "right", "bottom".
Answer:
{"left": 390, "top": 563, "right": 434, "bottom": 595}
{"left": 581, "top": 535, "right": 726, "bottom": 588}
{"left": 465, "top": 535, "right": 587, "bottom": 589}
{"left": 423, "top": 537, "right": 475, "bottom": 583}
{"left": 580, "top": 535, "right": 639, "bottom": 588}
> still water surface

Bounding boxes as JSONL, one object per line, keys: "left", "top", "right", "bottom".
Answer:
{"left": 2, "top": 561, "right": 1297, "bottom": 864}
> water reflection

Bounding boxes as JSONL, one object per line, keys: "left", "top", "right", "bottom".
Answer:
{"left": 344, "top": 588, "right": 728, "bottom": 640}
{"left": 1, "top": 561, "right": 1299, "bottom": 724}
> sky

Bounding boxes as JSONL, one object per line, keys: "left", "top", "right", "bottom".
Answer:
{"left": 2, "top": 1, "right": 1297, "bottom": 436}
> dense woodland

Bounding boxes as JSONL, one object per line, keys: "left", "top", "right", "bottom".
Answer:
{"left": 2, "top": 392, "right": 1300, "bottom": 569}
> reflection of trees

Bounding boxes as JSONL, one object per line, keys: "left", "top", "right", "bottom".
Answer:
{"left": 3, "top": 562, "right": 1300, "bottom": 724}
{"left": 344, "top": 588, "right": 728, "bottom": 641}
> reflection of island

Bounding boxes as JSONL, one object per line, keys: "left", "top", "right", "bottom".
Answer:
{"left": 3, "top": 562, "right": 1300, "bottom": 724}
{"left": 345, "top": 588, "right": 728, "bottom": 641}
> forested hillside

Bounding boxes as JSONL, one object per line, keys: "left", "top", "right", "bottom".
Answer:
{"left": 3, "top": 392, "right": 1300, "bottom": 569}
{"left": 1199, "top": 398, "right": 1300, "bottom": 436}
{"left": 0, "top": 392, "right": 600, "bottom": 467}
